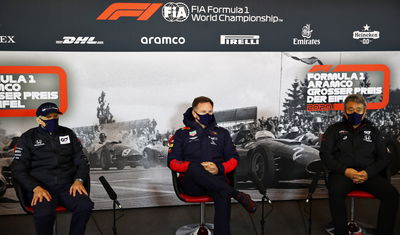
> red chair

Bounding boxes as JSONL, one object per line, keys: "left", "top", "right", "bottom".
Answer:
{"left": 13, "top": 177, "right": 90, "bottom": 235}
{"left": 171, "top": 170, "right": 235, "bottom": 235}
{"left": 346, "top": 190, "right": 376, "bottom": 234}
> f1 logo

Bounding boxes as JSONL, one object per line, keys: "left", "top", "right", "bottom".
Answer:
{"left": 97, "top": 3, "right": 163, "bottom": 21}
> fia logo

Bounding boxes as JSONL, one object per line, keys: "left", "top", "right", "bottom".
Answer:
{"left": 162, "top": 2, "right": 190, "bottom": 22}
{"left": 59, "top": 135, "right": 71, "bottom": 145}
{"left": 34, "top": 139, "right": 45, "bottom": 147}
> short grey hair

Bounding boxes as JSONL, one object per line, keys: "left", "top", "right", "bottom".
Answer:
{"left": 344, "top": 94, "right": 367, "bottom": 110}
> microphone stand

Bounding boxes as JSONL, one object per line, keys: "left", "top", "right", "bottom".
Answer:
{"left": 113, "top": 200, "right": 117, "bottom": 235}
{"left": 305, "top": 170, "right": 322, "bottom": 235}
{"left": 252, "top": 173, "right": 272, "bottom": 235}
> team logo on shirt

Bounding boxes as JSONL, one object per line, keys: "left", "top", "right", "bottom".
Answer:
{"left": 363, "top": 131, "right": 372, "bottom": 143}
{"left": 209, "top": 136, "right": 218, "bottom": 145}
{"left": 188, "top": 136, "right": 199, "bottom": 142}
{"left": 34, "top": 139, "right": 45, "bottom": 147}
{"left": 339, "top": 130, "right": 349, "bottom": 134}
{"left": 189, "top": 130, "right": 197, "bottom": 136}
{"left": 14, "top": 147, "right": 22, "bottom": 159}
{"left": 59, "top": 135, "right": 71, "bottom": 144}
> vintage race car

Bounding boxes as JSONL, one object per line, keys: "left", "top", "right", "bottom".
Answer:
{"left": 0, "top": 158, "right": 13, "bottom": 198}
{"left": 142, "top": 140, "right": 169, "bottom": 169}
{"left": 85, "top": 141, "right": 142, "bottom": 170}
{"left": 233, "top": 130, "right": 320, "bottom": 187}
{"left": 0, "top": 138, "right": 17, "bottom": 198}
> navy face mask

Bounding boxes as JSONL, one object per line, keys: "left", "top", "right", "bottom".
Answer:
{"left": 346, "top": 113, "right": 364, "bottom": 126}
{"left": 195, "top": 112, "right": 214, "bottom": 126}
{"left": 42, "top": 118, "right": 59, "bottom": 132}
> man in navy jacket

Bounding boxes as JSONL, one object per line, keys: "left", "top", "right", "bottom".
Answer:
{"left": 168, "top": 96, "right": 256, "bottom": 235}
{"left": 11, "top": 102, "right": 94, "bottom": 235}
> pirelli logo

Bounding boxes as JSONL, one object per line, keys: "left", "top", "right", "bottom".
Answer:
{"left": 97, "top": 3, "right": 163, "bottom": 21}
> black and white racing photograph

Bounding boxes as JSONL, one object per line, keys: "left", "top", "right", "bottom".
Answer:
{"left": 0, "top": 51, "right": 399, "bottom": 217}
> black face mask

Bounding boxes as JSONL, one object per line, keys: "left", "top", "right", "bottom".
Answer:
{"left": 195, "top": 112, "right": 214, "bottom": 126}
{"left": 346, "top": 112, "right": 363, "bottom": 125}
{"left": 42, "top": 118, "right": 59, "bottom": 132}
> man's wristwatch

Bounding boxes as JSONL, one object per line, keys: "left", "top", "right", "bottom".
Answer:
{"left": 75, "top": 178, "right": 84, "bottom": 183}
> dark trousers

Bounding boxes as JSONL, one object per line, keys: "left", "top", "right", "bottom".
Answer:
{"left": 328, "top": 174, "right": 399, "bottom": 235}
{"left": 182, "top": 163, "right": 238, "bottom": 235}
{"left": 29, "top": 183, "right": 94, "bottom": 235}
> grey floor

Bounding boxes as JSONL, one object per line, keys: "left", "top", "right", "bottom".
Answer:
{"left": 1, "top": 199, "right": 399, "bottom": 235}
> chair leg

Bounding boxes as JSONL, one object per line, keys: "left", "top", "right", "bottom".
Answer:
{"left": 176, "top": 202, "right": 214, "bottom": 235}
{"left": 197, "top": 203, "right": 208, "bottom": 235}
{"left": 200, "top": 202, "right": 205, "bottom": 225}
{"left": 348, "top": 198, "right": 362, "bottom": 234}
{"left": 53, "top": 216, "right": 57, "bottom": 235}
{"left": 350, "top": 197, "right": 355, "bottom": 223}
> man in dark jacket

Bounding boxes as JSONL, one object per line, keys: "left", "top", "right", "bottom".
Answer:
{"left": 320, "top": 94, "right": 399, "bottom": 235}
{"left": 168, "top": 96, "right": 257, "bottom": 235}
{"left": 11, "top": 102, "right": 94, "bottom": 235}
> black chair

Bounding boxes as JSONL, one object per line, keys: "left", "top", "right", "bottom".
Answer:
{"left": 13, "top": 176, "right": 91, "bottom": 235}
{"left": 171, "top": 170, "right": 235, "bottom": 235}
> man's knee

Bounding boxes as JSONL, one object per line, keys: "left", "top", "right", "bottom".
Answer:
{"left": 33, "top": 201, "right": 56, "bottom": 217}
{"left": 77, "top": 198, "right": 94, "bottom": 212}
{"left": 72, "top": 197, "right": 94, "bottom": 213}
{"left": 379, "top": 186, "right": 399, "bottom": 204}
{"left": 328, "top": 185, "right": 351, "bottom": 199}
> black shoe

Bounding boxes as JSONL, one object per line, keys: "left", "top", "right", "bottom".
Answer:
{"left": 235, "top": 192, "right": 257, "bottom": 213}
{"left": 325, "top": 221, "right": 334, "bottom": 235}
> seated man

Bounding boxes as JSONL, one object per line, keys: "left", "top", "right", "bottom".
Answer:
{"left": 320, "top": 94, "right": 399, "bottom": 235}
{"left": 11, "top": 102, "right": 94, "bottom": 235}
{"left": 167, "top": 96, "right": 257, "bottom": 235}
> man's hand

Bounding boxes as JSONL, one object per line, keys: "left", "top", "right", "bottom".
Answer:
{"left": 353, "top": 170, "right": 368, "bottom": 184}
{"left": 31, "top": 186, "right": 52, "bottom": 206}
{"left": 344, "top": 168, "right": 360, "bottom": 182}
{"left": 345, "top": 168, "right": 368, "bottom": 184}
{"left": 69, "top": 180, "right": 88, "bottom": 197}
{"left": 201, "top": 162, "right": 219, "bottom": 175}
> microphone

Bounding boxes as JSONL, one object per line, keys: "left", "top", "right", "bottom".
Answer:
{"left": 99, "top": 176, "right": 122, "bottom": 209}
{"left": 251, "top": 172, "right": 272, "bottom": 204}
{"left": 306, "top": 171, "right": 321, "bottom": 203}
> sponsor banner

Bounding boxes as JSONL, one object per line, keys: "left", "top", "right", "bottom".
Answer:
{"left": 0, "top": 0, "right": 398, "bottom": 51}
{"left": 305, "top": 64, "right": 390, "bottom": 111}
{"left": 56, "top": 36, "right": 104, "bottom": 45}
{"left": 220, "top": 35, "right": 260, "bottom": 45}
{"left": 0, "top": 66, "right": 67, "bottom": 117}
{"left": 353, "top": 24, "right": 380, "bottom": 45}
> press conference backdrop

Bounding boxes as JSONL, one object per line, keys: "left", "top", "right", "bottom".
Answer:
{"left": 0, "top": 0, "right": 399, "bottom": 215}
